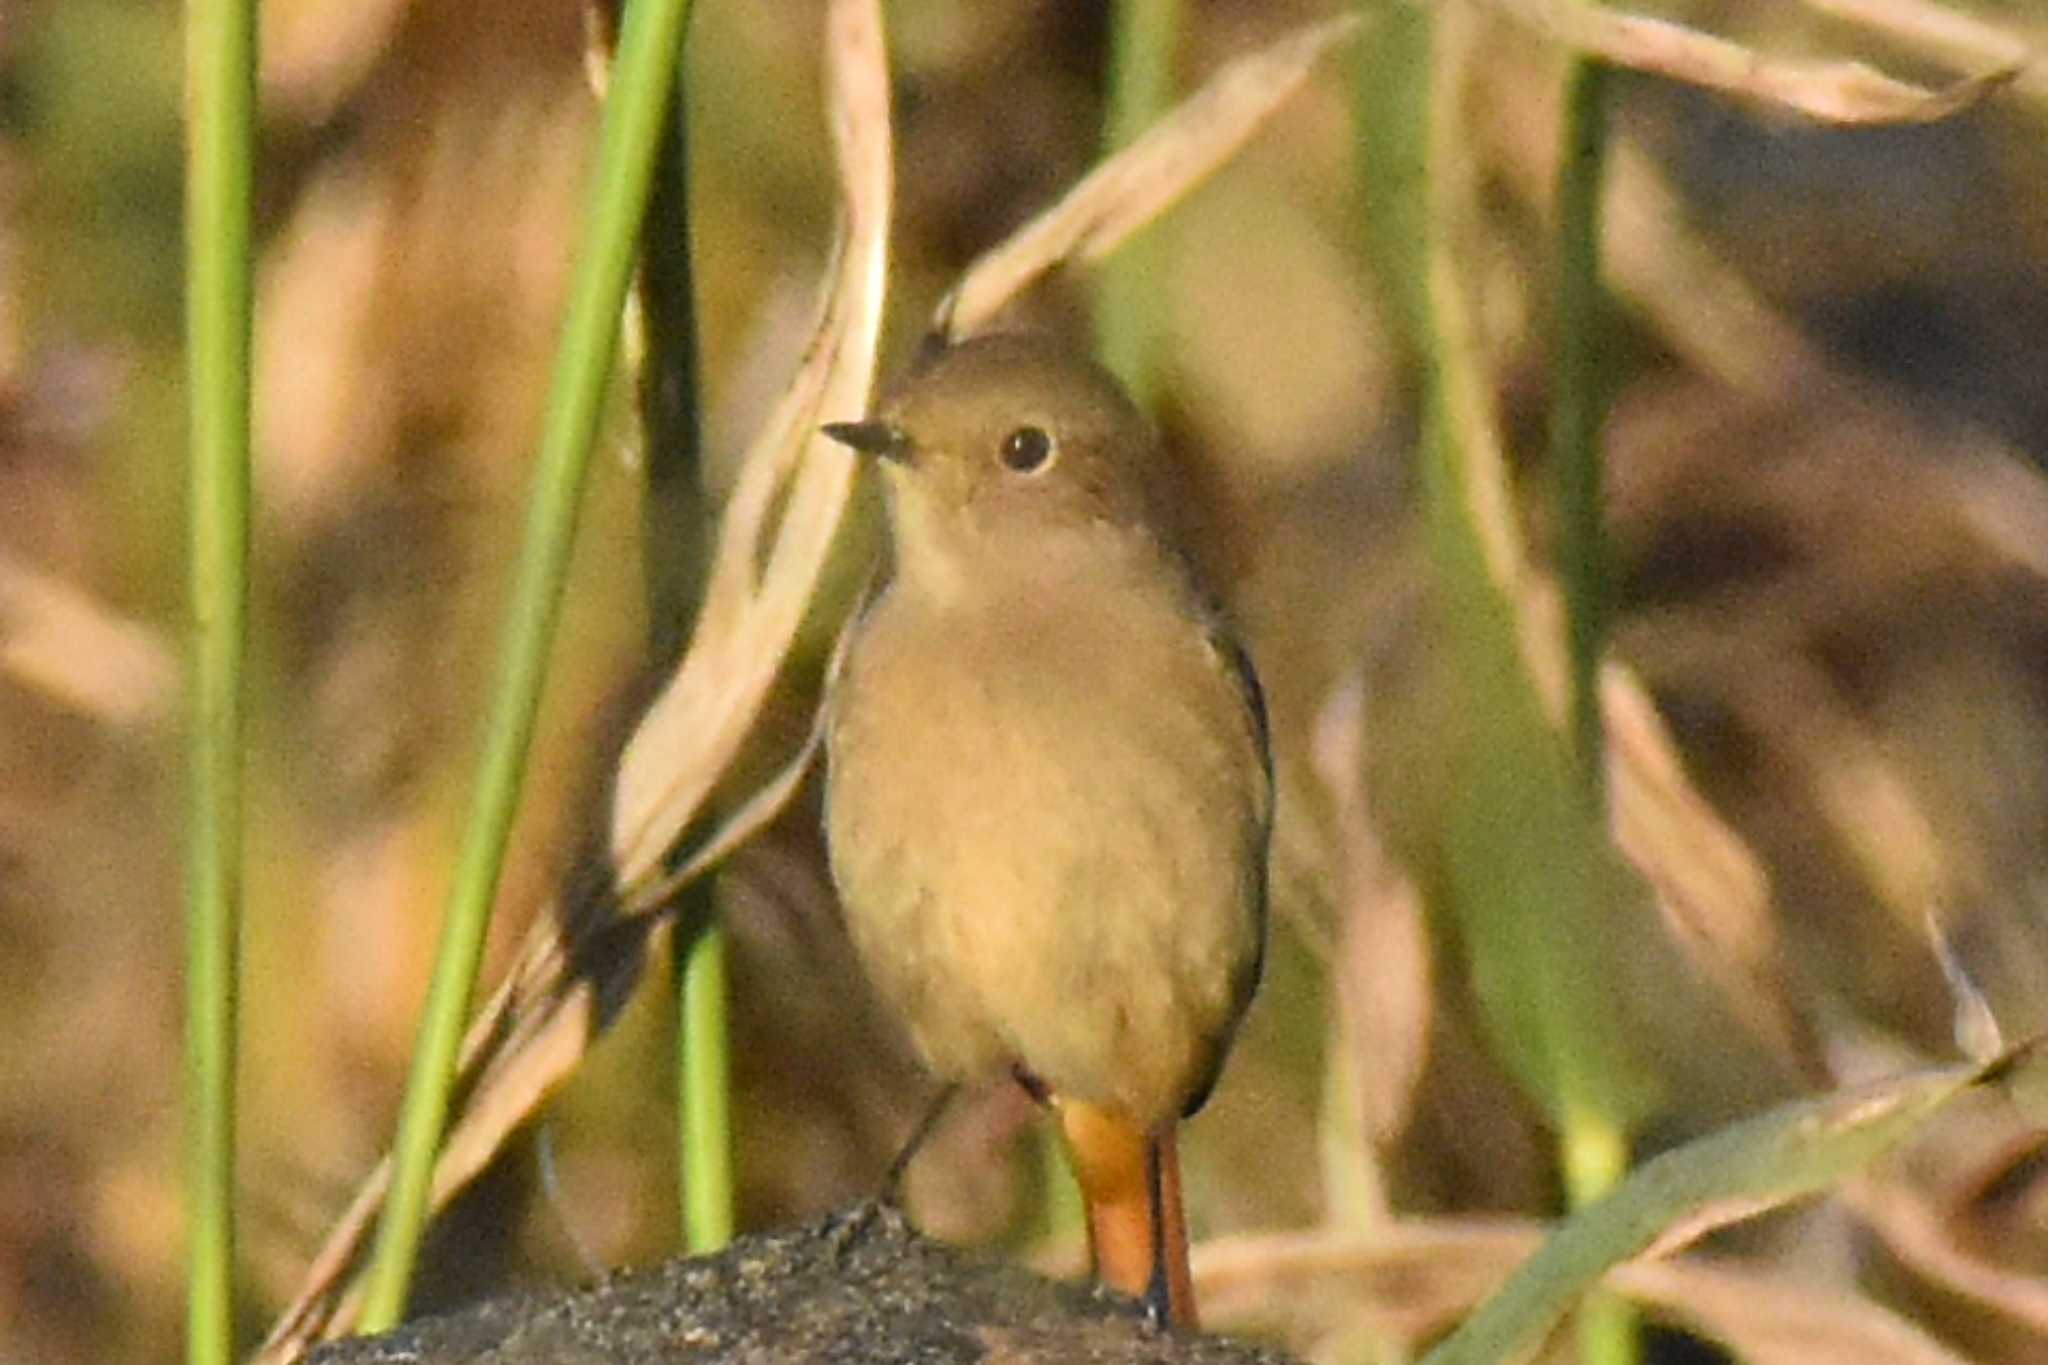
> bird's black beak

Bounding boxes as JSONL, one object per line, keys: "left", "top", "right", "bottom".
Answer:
{"left": 822, "top": 419, "right": 912, "bottom": 465}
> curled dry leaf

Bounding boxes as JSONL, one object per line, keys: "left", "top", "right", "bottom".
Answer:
{"left": 1799, "top": 0, "right": 2047, "bottom": 108}
{"left": 1488, "top": 0, "right": 2019, "bottom": 124}
{"left": 934, "top": 15, "right": 1360, "bottom": 342}
{"left": 608, "top": 0, "right": 893, "bottom": 893}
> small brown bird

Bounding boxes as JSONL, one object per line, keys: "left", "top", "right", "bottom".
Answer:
{"left": 821, "top": 333, "right": 1271, "bottom": 1327}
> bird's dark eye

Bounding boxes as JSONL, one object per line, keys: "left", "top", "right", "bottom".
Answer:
{"left": 999, "top": 424, "right": 1054, "bottom": 473}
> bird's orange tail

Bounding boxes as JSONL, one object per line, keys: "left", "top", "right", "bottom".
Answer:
{"left": 1057, "top": 1099, "right": 1196, "bottom": 1327}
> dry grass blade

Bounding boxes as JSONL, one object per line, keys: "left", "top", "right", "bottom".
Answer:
{"left": 1197, "top": 1223, "right": 1537, "bottom": 1351}
{"left": 1620, "top": 1258, "right": 1972, "bottom": 1365}
{"left": 1595, "top": 141, "right": 1831, "bottom": 399}
{"left": 1198, "top": 1224, "right": 1971, "bottom": 1363}
{"left": 934, "top": 14, "right": 1358, "bottom": 342}
{"left": 1800, "top": 0, "right": 2046, "bottom": 107}
{"left": 1424, "top": 14, "right": 1821, "bottom": 1085}
{"left": 1489, "top": 0, "right": 2018, "bottom": 124}
{"left": 609, "top": 0, "right": 890, "bottom": 891}
{"left": 0, "top": 554, "right": 174, "bottom": 728}
{"left": 1846, "top": 1176, "right": 2048, "bottom": 1337}
{"left": 1417, "top": 1045, "right": 2048, "bottom": 1365}
{"left": 1477, "top": 52, "right": 1832, "bottom": 399}
{"left": 254, "top": 6, "right": 890, "bottom": 1358}
{"left": 1926, "top": 909, "right": 2004, "bottom": 1064}
{"left": 1312, "top": 674, "right": 1433, "bottom": 1179}
{"left": 1602, "top": 666, "right": 1829, "bottom": 1083}
{"left": 356, "top": 725, "right": 823, "bottom": 1294}
{"left": 619, "top": 696, "right": 834, "bottom": 917}
{"left": 254, "top": 721, "right": 830, "bottom": 1365}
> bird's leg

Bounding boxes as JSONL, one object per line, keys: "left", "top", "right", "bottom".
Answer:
{"left": 1056, "top": 1100, "right": 1198, "bottom": 1328}
{"left": 1143, "top": 1129, "right": 1195, "bottom": 1328}
{"left": 880, "top": 1083, "right": 959, "bottom": 1205}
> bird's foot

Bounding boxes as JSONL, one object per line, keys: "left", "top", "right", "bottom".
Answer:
{"left": 1140, "top": 1260, "right": 1174, "bottom": 1333}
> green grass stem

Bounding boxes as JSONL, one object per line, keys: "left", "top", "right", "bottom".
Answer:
{"left": 1563, "top": 1105, "right": 1637, "bottom": 1365}
{"left": 1551, "top": 57, "right": 1615, "bottom": 796}
{"left": 679, "top": 921, "right": 733, "bottom": 1250}
{"left": 1352, "top": 0, "right": 1432, "bottom": 375}
{"left": 357, "top": 0, "right": 697, "bottom": 1328}
{"left": 181, "top": 0, "right": 257, "bottom": 1358}
{"left": 1550, "top": 51, "right": 1636, "bottom": 1365}
{"left": 617, "top": 27, "right": 733, "bottom": 1254}
{"left": 1094, "top": 0, "right": 1181, "bottom": 409}
{"left": 1413, "top": 0, "right": 1654, "bottom": 1185}
{"left": 636, "top": 56, "right": 706, "bottom": 667}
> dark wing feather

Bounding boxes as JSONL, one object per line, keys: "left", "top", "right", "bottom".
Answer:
{"left": 1181, "top": 617, "right": 1273, "bottom": 1119}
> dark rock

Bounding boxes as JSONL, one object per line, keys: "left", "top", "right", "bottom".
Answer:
{"left": 308, "top": 1202, "right": 1300, "bottom": 1364}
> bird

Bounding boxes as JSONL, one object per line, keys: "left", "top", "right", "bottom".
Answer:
{"left": 820, "top": 331, "right": 1271, "bottom": 1328}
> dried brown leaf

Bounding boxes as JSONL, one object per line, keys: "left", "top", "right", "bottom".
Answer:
{"left": 935, "top": 15, "right": 1359, "bottom": 342}
{"left": 1489, "top": 0, "right": 2018, "bottom": 124}
{"left": 609, "top": 0, "right": 891, "bottom": 891}
{"left": 1311, "top": 674, "right": 1432, "bottom": 1180}
{"left": 1800, "top": 0, "right": 2047, "bottom": 107}
{"left": 1617, "top": 1258, "right": 1971, "bottom": 1365}
{"left": 0, "top": 555, "right": 173, "bottom": 728}
{"left": 1847, "top": 1175, "right": 2048, "bottom": 1337}
{"left": 1603, "top": 666, "right": 1829, "bottom": 1084}
{"left": 1475, "top": 46, "right": 1832, "bottom": 398}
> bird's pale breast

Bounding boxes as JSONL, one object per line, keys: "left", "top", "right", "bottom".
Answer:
{"left": 825, "top": 551, "right": 1268, "bottom": 1129}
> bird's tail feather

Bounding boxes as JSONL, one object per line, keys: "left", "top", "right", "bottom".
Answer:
{"left": 1058, "top": 1099, "right": 1196, "bottom": 1327}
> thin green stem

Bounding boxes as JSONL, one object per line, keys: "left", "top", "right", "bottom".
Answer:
{"left": 1415, "top": 0, "right": 1652, "bottom": 1216}
{"left": 679, "top": 919, "right": 733, "bottom": 1250}
{"left": 1551, "top": 57, "right": 1614, "bottom": 797}
{"left": 637, "top": 57, "right": 706, "bottom": 668}
{"left": 182, "top": 0, "right": 256, "bottom": 1358}
{"left": 1564, "top": 1106, "right": 1637, "bottom": 1365}
{"left": 357, "top": 0, "right": 697, "bottom": 1329}
{"left": 1552, "top": 49, "right": 1636, "bottom": 1365}
{"left": 1094, "top": 0, "right": 1181, "bottom": 408}
{"left": 619, "top": 18, "right": 730, "bottom": 1252}
{"left": 1352, "top": 0, "right": 1432, "bottom": 377}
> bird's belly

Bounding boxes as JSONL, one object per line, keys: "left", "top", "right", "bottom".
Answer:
{"left": 826, "top": 674, "right": 1261, "bottom": 1128}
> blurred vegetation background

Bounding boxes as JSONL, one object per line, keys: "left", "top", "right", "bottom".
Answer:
{"left": 4, "top": 1, "right": 2048, "bottom": 1361}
